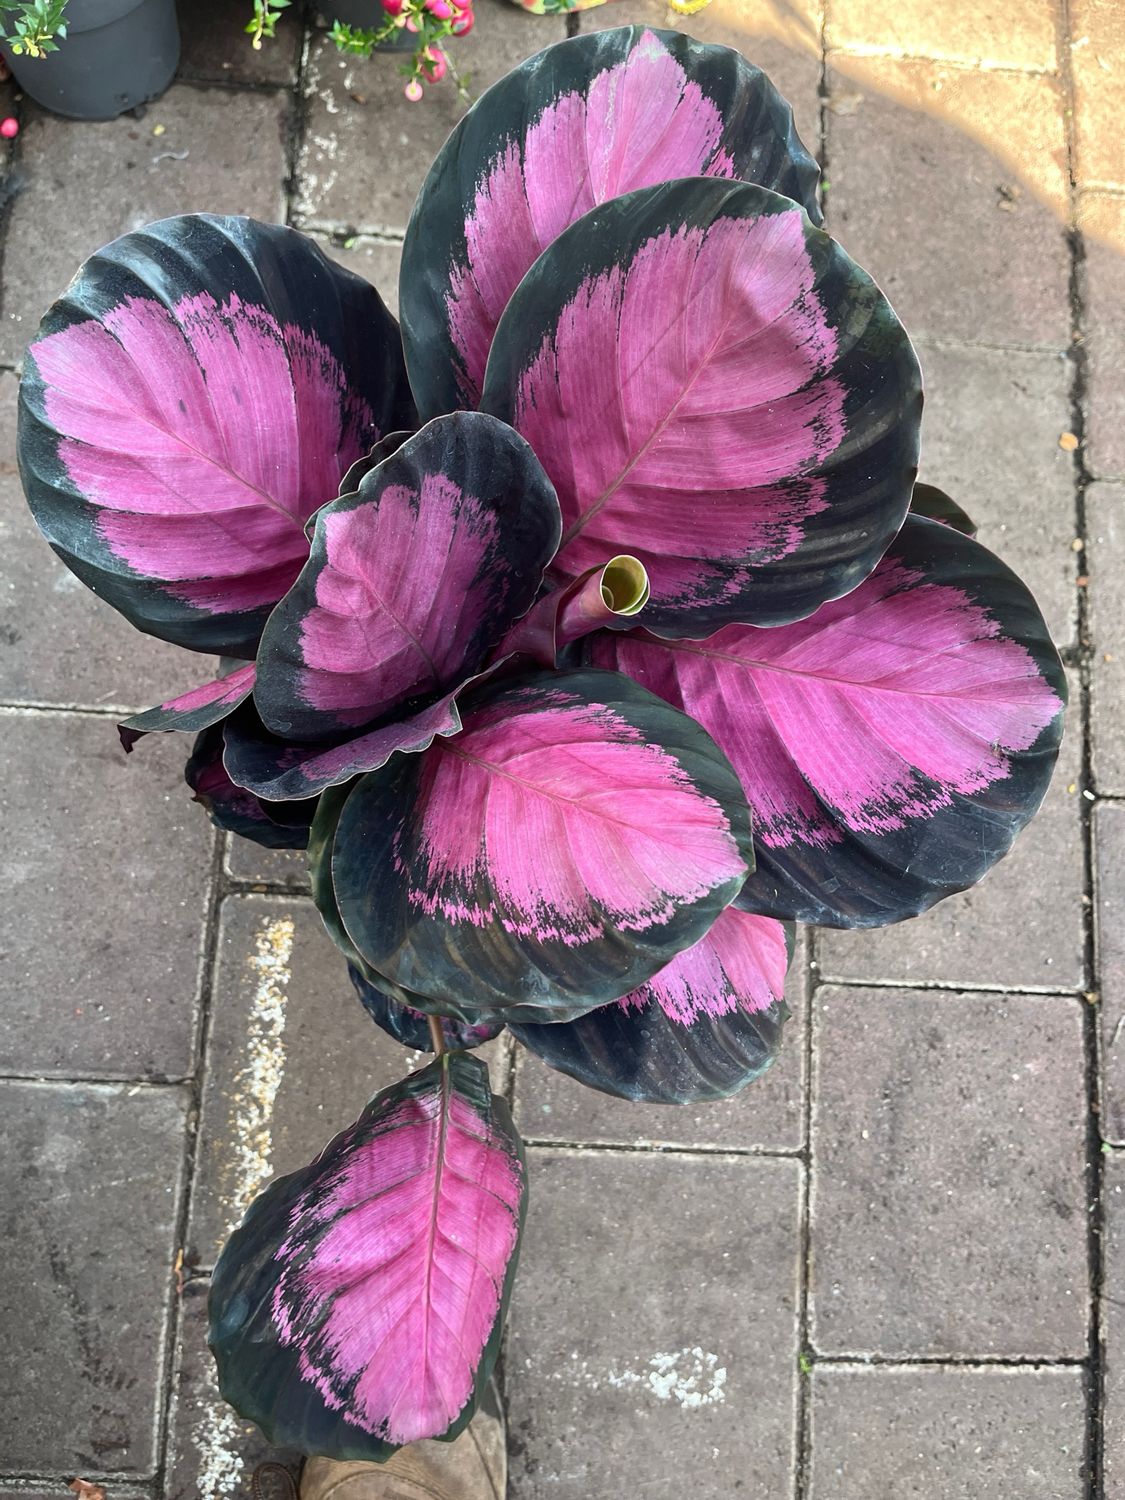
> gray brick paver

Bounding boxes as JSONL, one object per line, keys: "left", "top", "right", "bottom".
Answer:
{"left": 810, "top": 986, "right": 1088, "bottom": 1359}
{"left": 1095, "top": 802, "right": 1125, "bottom": 1144}
{"left": 0, "top": 1080, "right": 189, "bottom": 1476}
{"left": 1089, "top": 484, "right": 1125, "bottom": 797}
{"left": 1103, "top": 1151, "right": 1125, "bottom": 1494}
{"left": 506, "top": 1151, "right": 802, "bottom": 1500}
{"left": 808, "top": 1365, "right": 1087, "bottom": 1498}
{"left": 1079, "top": 194, "right": 1125, "bottom": 481}
{"left": 0, "top": 712, "right": 212, "bottom": 1079}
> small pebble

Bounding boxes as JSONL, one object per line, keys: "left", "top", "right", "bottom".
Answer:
{"left": 0, "top": 117, "right": 18, "bottom": 139}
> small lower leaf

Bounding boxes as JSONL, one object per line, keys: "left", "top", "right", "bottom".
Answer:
{"left": 348, "top": 965, "right": 505, "bottom": 1051}
{"left": 510, "top": 908, "right": 792, "bottom": 1102}
{"left": 186, "top": 724, "right": 316, "bottom": 849}
{"left": 209, "top": 1051, "right": 526, "bottom": 1459}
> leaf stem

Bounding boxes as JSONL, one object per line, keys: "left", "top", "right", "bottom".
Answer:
{"left": 428, "top": 1013, "right": 447, "bottom": 1056}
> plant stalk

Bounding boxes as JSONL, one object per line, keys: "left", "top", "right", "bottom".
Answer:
{"left": 428, "top": 1013, "right": 447, "bottom": 1056}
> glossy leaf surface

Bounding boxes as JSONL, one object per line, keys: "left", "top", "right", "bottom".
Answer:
{"left": 19, "top": 215, "right": 416, "bottom": 657}
{"left": 590, "top": 517, "right": 1067, "bottom": 926}
{"left": 348, "top": 966, "right": 504, "bottom": 1052}
{"left": 186, "top": 724, "right": 315, "bottom": 849}
{"left": 331, "top": 669, "right": 753, "bottom": 1016}
{"left": 910, "top": 481, "right": 977, "bottom": 537}
{"left": 210, "top": 1052, "right": 526, "bottom": 1459}
{"left": 401, "top": 24, "right": 821, "bottom": 417}
{"left": 119, "top": 662, "right": 256, "bottom": 750}
{"left": 481, "top": 178, "right": 921, "bottom": 636}
{"left": 510, "top": 908, "right": 791, "bottom": 1103}
{"left": 254, "top": 413, "right": 560, "bottom": 741}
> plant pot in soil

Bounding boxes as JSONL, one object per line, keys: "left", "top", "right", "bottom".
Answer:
{"left": 313, "top": 0, "right": 414, "bottom": 49}
{"left": 2, "top": 0, "right": 180, "bottom": 120}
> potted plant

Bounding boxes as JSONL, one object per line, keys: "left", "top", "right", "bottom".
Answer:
{"left": 0, "top": 0, "right": 178, "bottom": 119}
{"left": 16, "top": 24, "right": 1065, "bottom": 1467}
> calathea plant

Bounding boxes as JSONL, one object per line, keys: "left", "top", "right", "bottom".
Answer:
{"left": 17, "top": 25, "right": 1065, "bottom": 1462}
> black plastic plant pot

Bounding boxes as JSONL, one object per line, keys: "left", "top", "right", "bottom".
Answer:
{"left": 313, "top": 0, "right": 415, "bottom": 49}
{"left": 2, "top": 0, "right": 180, "bottom": 120}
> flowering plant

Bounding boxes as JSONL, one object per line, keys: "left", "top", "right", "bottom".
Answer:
{"left": 17, "top": 26, "right": 1065, "bottom": 1461}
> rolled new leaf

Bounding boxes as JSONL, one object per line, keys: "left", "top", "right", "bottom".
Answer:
{"left": 209, "top": 1052, "right": 526, "bottom": 1460}
{"left": 253, "top": 412, "right": 561, "bottom": 742}
{"left": 510, "top": 908, "right": 792, "bottom": 1103}
{"left": 329, "top": 669, "right": 754, "bottom": 1017}
{"left": 480, "top": 178, "right": 921, "bottom": 637}
{"left": 19, "top": 215, "right": 416, "bottom": 657}
{"left": 401, "top": 25, "right": 821, "bottom": 417}
{"left": 909, "top": 481, "right": 977, "bottom": 537}
{"left": 590, "top": 516, "right": 1066, "bottom": 926}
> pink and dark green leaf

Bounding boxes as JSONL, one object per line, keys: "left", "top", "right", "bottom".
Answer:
{"left": 119, "top": 662, "right": 256, "bottom": 751}
{"left": 348, "top": 966, "right": 505, "bottom": 1052}
{"left": 589, "top": 516, "right": 1066, "bottom": 927}
{"left": 328, "top": 669, "right": 753, "bottom": 1018}
{"left": 222, "top": 681, "right": 469, "bottom": 802}
{"left": 510, "top": 909, "right": 792, "bottom": 1103}
{"left": 186, "top": 724, "right": 316, "bottom": 850}
{"left": 400, "top": 24, "right": 821, "bottom": 418}
{"left": 18, "top": 214, "right": 417, "bottom": 658}
{"left": 209, "top": 1051, "right": 526, "bottom": 1460}
{"left": 480, "top": 178, "right": 921, "bottom": 637}
{"left": 253, "top": 413, "right": 561, "bottom": 742}
{"left": 910, "top": 481, "right": 977, "bottom": 538}
{"left": 336, "top": 429, "right": 415, "bottom": 499}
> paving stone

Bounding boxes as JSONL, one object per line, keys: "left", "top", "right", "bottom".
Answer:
{"left": 0, "top": 371, "right": 206, "bottom": 712}
{"left": 1, "top": 85, "right": 289, "bottom": 365}
{"left": 918, "top": 341, "right": 1077, "bottom": 647}
{"left": 823, "top": 58, "right": 1070, "bottom": 349}
{"left": 826, "top": 0, "right": 1058, "bottom": 70}
{"left": 187, "top": 892, "right": 510, "bottom": 1265}
{"left": 165, "top": 1276, "right": 301, "bottom": 1500}
{"left": 294, "top": 0, "right": 568, "bottom": 232}
{"left": 1095, "top": 803, "right": 1125, "bottom": 1144}
{"left": 580, "top": 0, "right": 823, "bottom": 150}
{"left": 817, "top": 678, "right": 1083, "bottom": 992}
{"left": 178, "top": 0, "right": 303, "bottom": 85}
{"left": 1071, "top": 0, "right": 1125, "bottom": 191}
{"left": 318, "top": 234, "right": 404, "bottom": 319}
{"left": 810, "top": 986, "right": 1088, "bottom": 1358}
{"left": 507, "top": 1151, "right": 801, "bottom": 1500}
{"left": 1104, "top": 1151, "right": 1125, "bottom": 1492}
{"left": 1089, "top": 484, "right": 1125, "bottom": 796}
{"left": 0, "top": 712, "right": 212, "bottom": 1079}
{"left": 808, "top": 1365, "right": 1087, "bottom": 1498}
{"left": 1079, "top": 193, "right": 1125, "bottom": 480}
{"left": 0, "top": 1080, "right": 189, "bottom": 1475}
{"left": 224, "top": 833, "right": 311, "bottom": 889}
{"left": 513, "top": 930, "right": 809, "bottom": 1152}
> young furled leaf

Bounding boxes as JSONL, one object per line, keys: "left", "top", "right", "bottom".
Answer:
{"left": 209, "top": 1052, "right": 526, "bottom": 1459}
{"left": 253, "top": 412, "right": 560, "bottom": 742}
{"left": 401, "top": 25, "right": 822, "bottom": 417}
{"left": 328, "top": 669, "right": 753, "bottom": 1018}
{"left": 510, "top": 908, "right": 792, "bottom": 1103}
{"left": 481, "top": 178, "right": 921, "bottom": 637}
{"left": 19, "top": 215, "right": 416, "bottom": 657}
{"left": 589, "top": 517, "right": 1066, "bottom": 927}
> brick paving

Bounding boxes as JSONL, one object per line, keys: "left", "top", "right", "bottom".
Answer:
{"left": 0, "top": 0, "right": 1117, "bottom": 1495}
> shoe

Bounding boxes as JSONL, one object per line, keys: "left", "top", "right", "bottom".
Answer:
{"left": 251, "top": 1383, "right": 506, "bottom": 1500}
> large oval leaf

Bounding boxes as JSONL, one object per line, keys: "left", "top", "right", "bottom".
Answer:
{"left": 329, "top": 669, "right": 753, "bottom": 1017}
{"left": 480, "top": 178, "right": 921, "bottom": 637}
{"left": 253, "top": 412, "right": 560, "bottom": 742}
{"left": 348, "top": 966, "right": 505, "bottom": 1052}
{"left": 209, "top": 1051, "right": 526, "bottom": 1459}
{"left": 589, "top": 516, "right": 1067, "bottom": 927}
{"left": 401, "top": 24, "right": 821, "bottom": 418}
{"left": 18, "top": 215, "right": 417, "bottom": 657}
{"left": 510, "top": 907, "right": 791, "bottom": 1103}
